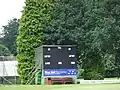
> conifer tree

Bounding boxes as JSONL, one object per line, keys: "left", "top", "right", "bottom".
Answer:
{"left": 17, "top": 0, "right": 54, "bottom": 84}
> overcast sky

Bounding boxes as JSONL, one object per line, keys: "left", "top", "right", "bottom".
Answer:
{"left": 0, "top": 0, "right": 25, "bottom": 33}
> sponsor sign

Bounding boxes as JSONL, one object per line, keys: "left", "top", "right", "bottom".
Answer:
{"left": 44, "top": 69, "right": 77, "bottom": 76}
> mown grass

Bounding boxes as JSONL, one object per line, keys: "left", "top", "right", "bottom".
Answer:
{"left": 0, "top": 84, "right": 120, "bottom": 90}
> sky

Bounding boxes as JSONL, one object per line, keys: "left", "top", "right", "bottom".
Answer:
{"left": 0, "top": 0, "right": 25, "bottom": 33}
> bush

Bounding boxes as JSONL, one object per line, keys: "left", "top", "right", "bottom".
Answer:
{"left": 77, "top": 69, "right": 84, "bottom": 79}
{"left": 84, "top": 69, "right": 104, "bottom": 80}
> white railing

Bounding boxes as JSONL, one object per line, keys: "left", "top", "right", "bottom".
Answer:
{"left": 78, "top": 80, "right": 120, "bottom": 84}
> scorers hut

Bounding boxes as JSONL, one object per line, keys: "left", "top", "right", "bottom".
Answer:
{"left": 35, "top": 45, "right": 77, "bottom": 84}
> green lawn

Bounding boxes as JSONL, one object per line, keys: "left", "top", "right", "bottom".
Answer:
{"left": 0, "top": 84, "right": 120, "bottom": 90}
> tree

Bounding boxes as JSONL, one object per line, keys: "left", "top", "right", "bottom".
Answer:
{"left": 43, "top": 0, "right": 105, "bottom": 79}
{"left": 81, "top": 0, "right": 120, "bottom": 79}
{"left": 43, "top": 0, "right": 85, "bottom": 75}
{"left": 43, "top": 0, "right": 84, "bottom": 45}
{"left": 17, "top": 0, "right": 54, "bottom": 84}
{"left": 0, "top": 44, "right": 11, "bottom": 56}
{"left": 1, "top": 18, "right": 19, "bottom": 55}
{"left": 80, "top": 0, "right": 110, "bottom": 80}
{"left": 104, "top": 0, "right": 120, "bottom": 79}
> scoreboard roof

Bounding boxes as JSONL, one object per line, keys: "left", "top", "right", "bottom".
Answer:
{"left": 40, "top": 45, "right": 76, "bottom": 47}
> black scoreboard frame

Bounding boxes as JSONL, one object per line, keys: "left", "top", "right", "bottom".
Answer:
{"left": 35, "top": 45, "right": 77, "bottom": 70}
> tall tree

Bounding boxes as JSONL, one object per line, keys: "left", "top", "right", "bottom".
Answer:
{"left": 43, "top": 0, "right": 106, "bottom": 79}
{"left": 105, "top": 0, "right": 120, "bottom": 79}
{"left": 80, "top": 0, "right": 109, "bottom": 80}
{"left": 43, "top": 0, "right": 84, "bottom": 45}
{"left": 1, "top": 18, "right": 19, "bottom": 55}
{"left": 17, "top": 0, "right": 54, "bottom": 84}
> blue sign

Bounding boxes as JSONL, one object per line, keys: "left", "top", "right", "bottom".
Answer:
{"left": 44, "top": 69, "right": 77, "bottom": 76}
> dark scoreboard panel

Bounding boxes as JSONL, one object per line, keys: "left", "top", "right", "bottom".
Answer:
{"left": 43, "top": 45, "right": 77, "bottom": 69}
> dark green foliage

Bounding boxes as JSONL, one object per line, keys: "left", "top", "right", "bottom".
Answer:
{"left": 104, "top": 54, "right": 117, "bottom": 77}
{"left": 43, "top": 0, "right": 105, "bottom": 79}
{"left": 104, "top": 0, "right": 120, "bottom": 78}
{"left": 115, "top": 48, "right": 120, "bottom": 79}
{"left": 79, "top": 0, "right": 120, "bottom": 80}
{"left": 84, "top": 69, "right": 104, "bottom": 80}
{"left": 17, "top": 0, "right": 54, "bottom": 84}
{"left": 0, "top": 44, "right": 11, "bottom": 56}
{"left": 0, "top": 18, "right": 19, "bottom": 55}
{"left": 43, "top": 0, "right": 84, "bottom": 45}
{"left": 82, "top": 0, "right": 120, "bottom": 79}
{"left": 83, "top": 51, "right": 105, "bottom": 80}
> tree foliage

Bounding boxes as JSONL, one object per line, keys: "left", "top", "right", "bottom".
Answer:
{"left": 44, "top": 0, "right": 105, "bottom": 79}
{"left": 82, "top": 0, "right": 120, "bottom": 79}
{"left": 0, "top": 18, "right": 19, "bottom": 55}
{"left": 0, "top": 44, "right": 11, "bottom": 56}
{"left": 17, "top": 0, "right": 54, "bottom": 84}
{"left": 104, "top": 0, "right": 120, "bottom": 78}
{"left": 43, "top": 0, "right": 84, "bottom": 45}
{"left": 104, "top": 54, "right": 117, "bottom": 77}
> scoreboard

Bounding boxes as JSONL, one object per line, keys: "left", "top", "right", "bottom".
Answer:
{"left": 43, "top": 45, "right": 77, "bottom": 69}
{"left": 35, "top": 45, "right": 77, "bottom": 77}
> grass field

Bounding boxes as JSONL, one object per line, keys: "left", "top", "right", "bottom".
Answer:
{"left": 0, "top": 84, "right": 120, "bottom": 90}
